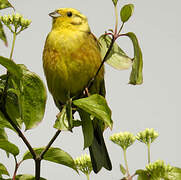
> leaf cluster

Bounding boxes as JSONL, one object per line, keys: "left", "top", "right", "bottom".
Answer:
{"left": 99, "top": 1, "right": 143, "bottom": 85}
{"left": 0, "top": 0, "right": 145, "bottom": 179}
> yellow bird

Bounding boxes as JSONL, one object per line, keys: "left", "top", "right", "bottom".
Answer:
{"left": 43, "top": 8, "right": 112, "bottom": 173}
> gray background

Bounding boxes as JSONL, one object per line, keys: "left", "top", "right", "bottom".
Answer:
{"left": 0, "top": 0, "right": 181, "bottom": 179}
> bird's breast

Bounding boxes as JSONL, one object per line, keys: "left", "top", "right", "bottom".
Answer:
{"left": 43, "top": 29, "right": 103, "bottom": 103}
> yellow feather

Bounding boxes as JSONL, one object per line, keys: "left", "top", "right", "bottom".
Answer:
{"left": 43, "top": 8, "right": 104, "bottom": 104}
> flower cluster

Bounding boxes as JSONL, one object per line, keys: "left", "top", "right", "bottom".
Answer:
{"left": 136, "top": 128, "right": 158, "bottom": 145}
{"left": 110, "top": 131, "right": 136, "bottom": 150}
{"left": 0, "top": 13, "right": 31, "bottom": 34}
{"left": 74, "top": 154, "right": 92, "bottom": 176}
{"left": 146, "top": 160, "right": 173, "bottom": 179}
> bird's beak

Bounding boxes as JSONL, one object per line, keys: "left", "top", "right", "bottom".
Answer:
{"left": 49, "top": 11, "right": 61, "bottom": 18}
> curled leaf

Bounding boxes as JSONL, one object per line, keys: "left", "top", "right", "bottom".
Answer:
{"left": 54, "top": 106, "right": 70, "bottom": 131}
{"left": 123, "top": 32, "right": 143, "bottom": 85}
{"left": 99, "top": 35, "right": 132, "bottom": 70}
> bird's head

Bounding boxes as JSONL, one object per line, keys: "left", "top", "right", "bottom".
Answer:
{"left": 49, "top": 8, "right": 90, "bottom": 32}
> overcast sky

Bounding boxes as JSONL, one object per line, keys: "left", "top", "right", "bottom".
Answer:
{"left": 0, "top": 0, "right": 181, "bottom": 179}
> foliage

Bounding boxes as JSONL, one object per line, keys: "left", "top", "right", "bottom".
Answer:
{"left": 0, "top": 0, "right": 178, "bottom": 180}
{"left": 73, "top": 94, "right": 113, "bottom": 129}
{"left": 23, "top": 147, "right": 77, "bottom": 172}
{"left": 99, "top": 35, "right": 133, "bottom": 70}
{"left": 120, "top": 4, "right": 134, "bottom": 23}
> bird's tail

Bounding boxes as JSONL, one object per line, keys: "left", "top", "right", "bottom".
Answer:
{"left": 89, "top": 124, "right": 112, "bottom": 173}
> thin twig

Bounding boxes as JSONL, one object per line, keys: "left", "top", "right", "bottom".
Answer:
{"left": 87, "top": 36, "right": 115, "bottom": 90}
{"left": 118, "top": 22, "right": 125, "bottom": 35}
{"left": 0, "top": 108, "right": 36, "bottom": 159}
{"left": 12, "top": 157, "right": 23, "bottom": 180}
{"left": 12, "top": 156, "right": 18, "bottom": 180}
{"left": 40, "top": 130, "right": 61, "bottom": 159}
{"left": 33, "top": 130, "right": 61, "bottom": 179}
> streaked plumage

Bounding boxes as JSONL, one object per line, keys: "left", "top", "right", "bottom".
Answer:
{"left": 43, "top": 8, "right": 112, "bottom": 173}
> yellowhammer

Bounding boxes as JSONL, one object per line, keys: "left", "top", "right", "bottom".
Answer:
{"left": 43, "top": 8, "right": 112, "bottom": 173}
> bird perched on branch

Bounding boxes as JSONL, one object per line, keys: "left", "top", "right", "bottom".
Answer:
{"left": 43, "top": 8, "right": 112, "bottom": 173}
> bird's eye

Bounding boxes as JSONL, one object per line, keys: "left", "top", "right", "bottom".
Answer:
{"left": 67, "top": 11, "right": 72, "bottom": 17}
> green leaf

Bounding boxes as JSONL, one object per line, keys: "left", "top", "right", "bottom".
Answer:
{"left": 23, "top": 147, "right": 77, "bottom": 172}
{"left": 54, "top": 106, "right": 81, "bottom": 131}
{"left": 5, "top": 174, "right": 46, "bottom": 180}
{"left": 0, "top": 139, "right": 19, "bottom": 156}
{"left": 0, "top": 56, "right": 22, "bottom": 79}
{"left": 0, "top": 129, "right": 7, "bottom": 140}
{"left": 54, "top": 106, "right": 70, "bottom": 131}
{"left": 5, "top": 65, "right": 47, "bottom": 130}
{"left": 120, "top": 164, "right": 126, "bottom": 175}
{"left": 112, "top": 0, "right": 118, "bottom": 6}
{"left": 120, "top": 4, "right": 134, "bottom": 23}
{"left": 0, "top": 21, "right": 7, "bottom": 46}
{"left": 5, "top": 89, "right": 23, "bottom": 128}
{"left": 73, "top": 94, "right": 113, "bottom": 129}
{"left": 0, "top": 111, "right": 14, "bottom": 132}
{"left": 124, "top": 32, "right": 143, "bottom": 85}
{"left": 0, "top": 129, "right": 9, "bottom": 157}
{"left": 4, "top": 74, "right": 23, "bottom": 127}
{"left": 136, "top": 169, "right": 150, "bottom": 180}
{"left": 0, "top": 0, "right": 14, "bottom": 10}
{"left": 18, "top": 65, "right": 47, "bottom": 130}
{"left": 99, "top": 35, "right": 132, "bottom": 70}
{"left": 0, "top": 163, "right": 9, "bottom": 177}
{"left": 78, "top": 109, "right": 93, "bottom": 149}
{"left": 66, "top": 99, "right": 73, "bottom": 130}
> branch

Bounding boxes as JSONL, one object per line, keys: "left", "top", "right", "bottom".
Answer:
{"left": 87, "top": 35, "right": 115, "bottom": 90}
{"left": 40, "top": 130, "right": 61, "bottom": 158}
{"left": 12, "top": 157, "right": 23, "bottom": 180}
{"left": 0, "top": 108, "right": 36, "bottom": 160}
{"left": 35, "top": 158, "right": 41, "bottom": 180}
{"left": 34, "top": 130, "right": 61, "bottom": 180}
